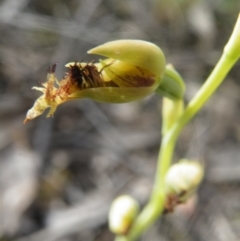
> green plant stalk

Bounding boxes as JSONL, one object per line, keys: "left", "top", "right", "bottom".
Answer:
{"left": 115, "top": 14, "right": 240, "bottom": 241}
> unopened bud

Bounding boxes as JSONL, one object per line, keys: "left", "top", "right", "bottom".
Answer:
{"left": 162, "top": 97, "right": 184, "bottom": 135}
{"left": 164, "top": 160, "right": 203, "bottom": 212}
{"left": 109, "top": 195, "right": 139, "bottom": 235}
{"left": 155, "top": 64, "right": 185, "bottom": 100}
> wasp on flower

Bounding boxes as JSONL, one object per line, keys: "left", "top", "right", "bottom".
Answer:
{"left": 24, "top": 40, "right": 167, "bottom": 123}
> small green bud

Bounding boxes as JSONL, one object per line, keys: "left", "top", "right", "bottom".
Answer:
{"left": 109, "top": 195, "right": 139, "bottom": 235}
{"left": 155, "top": 64, "right": 185, "bottom": 100}
{"left": 162, "top": 97, "right": 184, "bottom": 135}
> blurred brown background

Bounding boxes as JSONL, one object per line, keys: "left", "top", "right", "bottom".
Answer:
{"left": 0, "top": 0, "right": 240, "bottom": 240}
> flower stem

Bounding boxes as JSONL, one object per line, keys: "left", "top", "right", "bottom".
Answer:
{"left": 115, "top": 14, "right": 240, "bottom": 241}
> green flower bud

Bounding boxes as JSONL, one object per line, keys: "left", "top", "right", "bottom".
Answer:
{"left": 155, "top": 64, "right": 185, "bottom": 100}
{"left": 162, "top": 97, "right": 184, "bottom": 135}
{"left": 164, "top": 160, "right": 203, "bottom": 212}
{"left": 109, "top": 195, "right": 139, "bottom": 235}
{"left": 24, "top": 40, "right": 166, "bottom": 123}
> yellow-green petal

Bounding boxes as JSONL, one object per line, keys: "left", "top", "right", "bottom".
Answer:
{"left": 69, "top": 86, "right": 155, "bottom": 103}
{"left": 88, "top": 39, "right": 166, "bottom": 79}
{"left": 99, "top": 59, "right": 158, "bottom": 88}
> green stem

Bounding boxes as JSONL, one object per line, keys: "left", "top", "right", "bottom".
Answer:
{"left": 115, "top": 14, "right": 240, "bottom": 241}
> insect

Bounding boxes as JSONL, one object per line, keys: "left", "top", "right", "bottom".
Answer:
{"left": 68, "top": 62, "right": 105, "bottom": 89}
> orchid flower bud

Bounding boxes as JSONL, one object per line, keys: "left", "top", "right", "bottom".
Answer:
{"left": 164, "top": 160, "right": 204, "bottom": 212}
{"left": 162, "top": 97, "right": 184, "bottom": 135}
{"left": 24, "top": 40, "right": 166, "bottom": 123}
{"left": 109, "top": 195, "right": 139, "bottom": 235}
{"left": 155, "top": 64, "right": 185, "bottom": 100}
